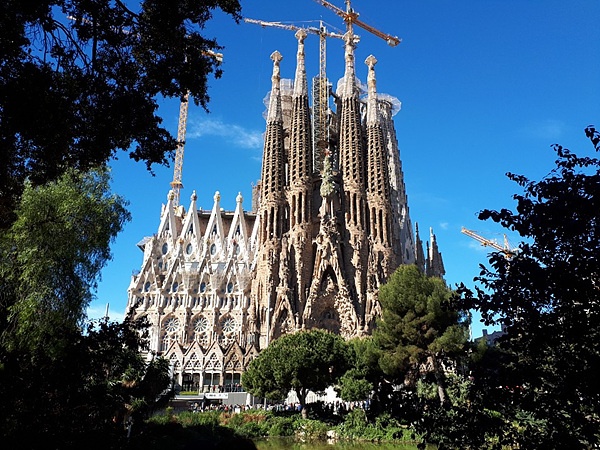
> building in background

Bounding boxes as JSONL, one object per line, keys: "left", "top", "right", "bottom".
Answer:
{"left": 125, "top": 31, "right": 444, "bottom": 394}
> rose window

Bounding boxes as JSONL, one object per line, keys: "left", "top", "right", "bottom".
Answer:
{"left": 164, "top": 317, "right": 180, "bottom": 334}
{"left": 221, "top": 317, "right": 237, "bottom": 334}
{"left": 193, "top": 316, "right": 209, "bottom": 333}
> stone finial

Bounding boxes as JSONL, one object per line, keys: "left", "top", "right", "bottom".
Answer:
{"left": 341, "top": 31, "right": 357, "bottom": 98}
{"left": 214, "top": 191, "right": 221, "bottom": 203}
{"left": 267, "top": 51, "right": 283, "bottom": 122}
{"left": 293, "top": 29, "right": 308, "bottom": 97}
{"left": 365, "top": 54, "right": 379, "bottom": 125}
{"left": 270, "top": 50, "right": 283, "bottom": 81}
{"left": 365, "top": 54, "right": 377, "bottom": 72}
{"left": 236, "top": 192, "right": 243, "bottom": 204}
{"left": 295, "top": 28, "right": 308, "bottom": 42}
{"left": 191, "top": 190, "right": 197, "bottom": 202}
{"left": 168, "top": 190, "right": 175, "bottom": 201}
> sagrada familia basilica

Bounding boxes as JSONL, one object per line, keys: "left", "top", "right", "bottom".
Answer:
{"left": 126, "top": 29, "right": 445, "bottom": 393}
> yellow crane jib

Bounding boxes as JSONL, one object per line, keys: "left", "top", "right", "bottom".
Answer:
{"left": 461, "top": 227, "right": 518, "bottom": 259}
{"left": 313, "top": 0, "right": 401, "bottom": 46}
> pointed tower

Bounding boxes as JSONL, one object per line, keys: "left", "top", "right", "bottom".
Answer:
{"left": 426, "top": 227, "right": 446, "bottom": 279}
{"left": 273, "top": 30, "right": 315, "bottom": 338}
{"left": 253, "top": 51, "right": 287, "bottom": 348}
{"left": 337, "top": 31, "right": 369, "bottom": 323}
{"left": 363, "top": 54, "right": 395, "bottom": 327}
{"left": 415, "top": 223, "right": 426, "bottom": 274}
{"left": 377, "top": 94, "right": 415, "bottom": 266}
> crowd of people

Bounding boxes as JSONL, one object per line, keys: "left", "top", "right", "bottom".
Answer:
{"left": 186, "top": 399, "right": 370, "bottom": 415}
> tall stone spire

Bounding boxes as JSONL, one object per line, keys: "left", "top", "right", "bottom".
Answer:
{"left": 339, "top": 32, "right": 366, "bottom": 201}
{"left": 254, "top": 50, "right": 287, "bottom": 349}
{"left": 259, "top": 50, "right": 286, "bottom": 241}
{"left": 426, "top": 227, "right": 446, "bottom": 279}
{"left": 289, "top": 30, "right": 313, "bottom": 190}
{"left": 363, "top": 54, "right": 394, "bottom": 329}
{"left": 365, "top": 55, "right": 380, "bottom": 126}
{"left": 266, "top": 51, "right": 283, "bottom": 124}
{"left": 415, "top": 223, "right": 426, "bottom": 273}
{"left": 337, "top": 30, "right": 368, "bottom": 327}
{"left": 365, "top": 54, "right": 391, "bottom": 247}
{"left": 278, "top": 29, "right": 314, "bottom": 333}
{"left": 293, "top": 29, "right": 308, "bottom": 97}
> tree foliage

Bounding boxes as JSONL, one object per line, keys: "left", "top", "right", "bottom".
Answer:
{"left": 242, "top": 329, "right": 351, "bottom": 417}
{"left": 0, "top": 0, "right": 242, "bottom": 227}
{"left": 0, "top": 167, "right": 129, "bottom": 353}
{"left": 459, "top": 126, "right": 600, "bottom": 448}
{"left": 374, "top": 265, "right": 470, "bottom": 404}
{"left": 0, "top": 167, "right": 172, "bottom": 448}
{"left": 337, "top": 337, "right": 380, "bottom": 403}
{"left": 1, "top": 315, "right": 173, "bottom": 449}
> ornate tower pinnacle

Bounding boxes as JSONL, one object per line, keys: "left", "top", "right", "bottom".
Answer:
{"left": 259, "top": 50, "right": 286, "bottom": 238}
{"left": 366, "top": 54, "right": 379, "bottom": 125}
{"left": 293, "top": 29, "right": 308, "bottom": 97}
{"left": 267, "top": 51, "right": 283, "bottom": 123}
{"left": 341, "top": 31, "right": 358, "bottom": 99}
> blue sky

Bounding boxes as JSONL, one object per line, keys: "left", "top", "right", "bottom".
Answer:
{"left": 89, "top": 0, "right": 600, "bottom": 339}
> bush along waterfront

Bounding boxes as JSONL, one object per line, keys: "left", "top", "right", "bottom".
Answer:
{"left": 129, "top": 406, "right": 424, "bottom": 450}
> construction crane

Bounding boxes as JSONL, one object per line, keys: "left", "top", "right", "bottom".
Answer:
{"left": 170, "top": 50, "right": 223, "bottom": 209}
{"left": 313, "top": 0, "right": 401, "bottom": 47}
{"left": 243, "top": 17, "right": 348, "bottom": 172}
{"left": 461, "top": 227, "right": 518, "bottom": 259}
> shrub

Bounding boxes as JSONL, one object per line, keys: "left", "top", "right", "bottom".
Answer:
{"left": 268, "top": 416, "right": 296, "bottom": 437}
{"left": 295, "top": 418, "right": 329, "bottom": 440}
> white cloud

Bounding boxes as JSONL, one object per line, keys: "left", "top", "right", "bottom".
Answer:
{"left": 187, "top": 117, "right": 264, "bottom": 149}
{"left": 522, "top": 119, "right": 566, "bottom": 141}
{"left": 439, "top": 222, "right": 449, "bottom": 230}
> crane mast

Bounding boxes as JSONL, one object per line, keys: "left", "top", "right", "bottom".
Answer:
{"left": 170, "top": 92, "right": 189, "bottom": 208}
{"left": 170, "top": 50, "right": 223, "bottom": 209}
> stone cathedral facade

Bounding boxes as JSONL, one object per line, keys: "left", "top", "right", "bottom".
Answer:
{"left": 126, "top": 31, "right": 445, "bottom": 394}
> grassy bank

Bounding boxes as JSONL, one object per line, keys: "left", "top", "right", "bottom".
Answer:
{"left": 127, "top": 408, "right": 426, "bottom": 449}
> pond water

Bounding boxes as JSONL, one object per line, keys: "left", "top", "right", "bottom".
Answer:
{"left": 254, "top": 437, "right": 433, "bottom": 450}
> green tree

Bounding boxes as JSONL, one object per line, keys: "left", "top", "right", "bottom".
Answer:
{"left": 0, "top": 168, "right": 172, "bottom": 448}
{"left": 374, "top": 265, "right": 470, "bottom": 406}
{"left": 459, "top": 126, "right": 600, "bottom": 448}
{"left": 242, "top": 329, "right": 351, "bottom": 418}
{"left": 0, "top": 168, "right": 129, "bottom": 352}
{"left": 0, "top": 0, "right": 241, "bottom": 228}
{"left": 337, "top": 337, "right": 379, "bottom": 403}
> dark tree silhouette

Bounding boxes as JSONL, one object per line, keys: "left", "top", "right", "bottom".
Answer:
{"left": 460, "top": 126, "right": 600, "bottom": 448}
{"left": 0, "top": 0, "right": 242, "bottom": 227}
